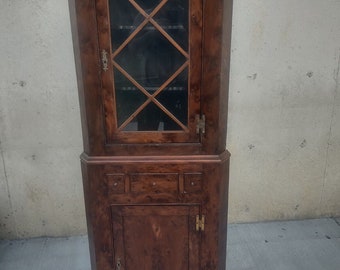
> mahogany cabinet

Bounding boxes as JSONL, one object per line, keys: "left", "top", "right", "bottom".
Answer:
{"left": 69, "top": 0, "right": 233, "bottom": 269}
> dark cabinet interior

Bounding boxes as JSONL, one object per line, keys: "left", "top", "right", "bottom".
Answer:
{"left": 109, "top": 0, "right": 190, "bottom": 132}
{"left": 69, "top": 0, "right": 233, "bottom": 269}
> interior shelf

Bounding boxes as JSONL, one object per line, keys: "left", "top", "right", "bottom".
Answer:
{"left": 115, "top": 25, "right": 185, "bottom": 30}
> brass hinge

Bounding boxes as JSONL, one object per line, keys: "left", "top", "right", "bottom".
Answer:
{"left": 101, "top": 49, "right": 109, "bottom": 72}
{"left": 196, "top": 114, "right": 206, "bottom": 134}
{"left": 196, "top": 215, "right": 205, "bottom": 231}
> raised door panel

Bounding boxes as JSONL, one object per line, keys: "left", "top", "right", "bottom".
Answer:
{"left": 95, "top": 0, "right": 203, "bottom": 144}
{"left": 111, "top": 205, "right": 200, "bottom": 270}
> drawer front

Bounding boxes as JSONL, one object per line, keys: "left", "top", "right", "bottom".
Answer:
{"left": 184, "top": 173, "right": 202, "bottom": 193}
{"left": 106, "top": 174, "right": 125, "bottom": 194}
{"left": 130, "top": 173, "right": 179, "bottom": 194}
{"left": 102, "top": 163, "right": 204, "bottom": 201}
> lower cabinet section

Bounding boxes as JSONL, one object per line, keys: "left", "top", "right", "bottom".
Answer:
{"left": 81, "top": 153, "right": 230, "bottom": 270}
{"left": 111, "top": 205, "right": 201, "bottom": 270}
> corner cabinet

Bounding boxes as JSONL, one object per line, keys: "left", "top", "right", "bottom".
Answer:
{"left": 69, "top": 0, "right": 233, "bottom": 269}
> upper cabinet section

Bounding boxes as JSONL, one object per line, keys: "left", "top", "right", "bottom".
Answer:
{"left": 96, "top": 0, "right": 203, "bottom": 144}
{"left": 70, "top": 0, "right": 233, "bottom": 155}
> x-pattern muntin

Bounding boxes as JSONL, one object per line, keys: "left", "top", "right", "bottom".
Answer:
{"left": 112, "top": 0, "right": 189, "bottom": 131}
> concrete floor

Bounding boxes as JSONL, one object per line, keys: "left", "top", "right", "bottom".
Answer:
{"left": 0, "top": 218, "right": 339, "bottom": 270}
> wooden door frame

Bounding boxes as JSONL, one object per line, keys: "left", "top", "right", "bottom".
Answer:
{"left": 95, "top": 0, "right": 203, "bottom": 144}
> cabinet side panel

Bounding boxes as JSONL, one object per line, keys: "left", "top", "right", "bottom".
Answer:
{"left": 86, "top": 163, "right": 114, "bottom": 270}
{"left": 201, "top": 0, "right": 233, "bottom": 153}
{"left": 218, "top": 158, "right": 230, "bottom": 270}
{"left": 219, "top": 0, "right": 233, "bottom": 152}
{"left": 69, "top": 0, "right": 89, "bottom": 152}
{"left": 80, "top": 161, "right": 97, "bottom": 270}
{"left": 69, "top": 0, "right": 105, "bottom": 155}
{"left": 200, "top": 157, "right": 230, "bottom": 270}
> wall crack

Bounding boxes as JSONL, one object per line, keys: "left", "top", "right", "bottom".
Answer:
{"left": 0, "top": 140, "right": 18, "bottom": 236}
{"left": 320, "top": 50, "right": 340, "bottom": 211}
{"left": 333, "top": 217, "right": 340, "bottom": 227}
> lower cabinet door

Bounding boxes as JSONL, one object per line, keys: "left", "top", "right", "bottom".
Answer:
{"left": 111, "top": 205, "right": 201, "bottom": 270}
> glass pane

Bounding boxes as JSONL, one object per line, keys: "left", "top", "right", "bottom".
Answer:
{"left": 153, "top": 0, "right": 189, "bottom": 51}
{"left": 115, "top": 23, "right": 187, "bottom": 91}
{"left": 123, "top": 103, "right": 182, "bottom": 131}
{"left": 109, "top": 0, "right": 189, "bottom": 132}
{"left": 114, "top": 68, "right": 148, "bottom": 127}
{"left": 156, "top": 68, "right": 188, "bottom": 127}
{"left": 109, "top": 0, "right": 140, "bottom": 51}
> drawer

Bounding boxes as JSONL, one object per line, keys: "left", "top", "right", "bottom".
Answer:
{"left": 184, "top": 173, "right": 202, "bottom": 193}
{"left": 130, "top": 173, "right": 179, "bottom": 194}
{"left": 106, "top": 174, "right": 125, "bottom": 194}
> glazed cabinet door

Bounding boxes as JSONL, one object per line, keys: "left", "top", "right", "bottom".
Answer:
{"left": 111, "top": 205, "right": 201, "bottom": 270}
{"left": 95, "top": 0, "right": 203, "bottom": 144}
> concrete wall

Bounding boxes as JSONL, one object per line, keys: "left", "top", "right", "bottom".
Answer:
{"left": 0, "top": 0, "right": 339, "bottom": 238}
{"left": 227, "top": 0, "right": 340, "bottom": 222}
{"left": 0, "top": 1, "right": 85, "bottom": 238}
